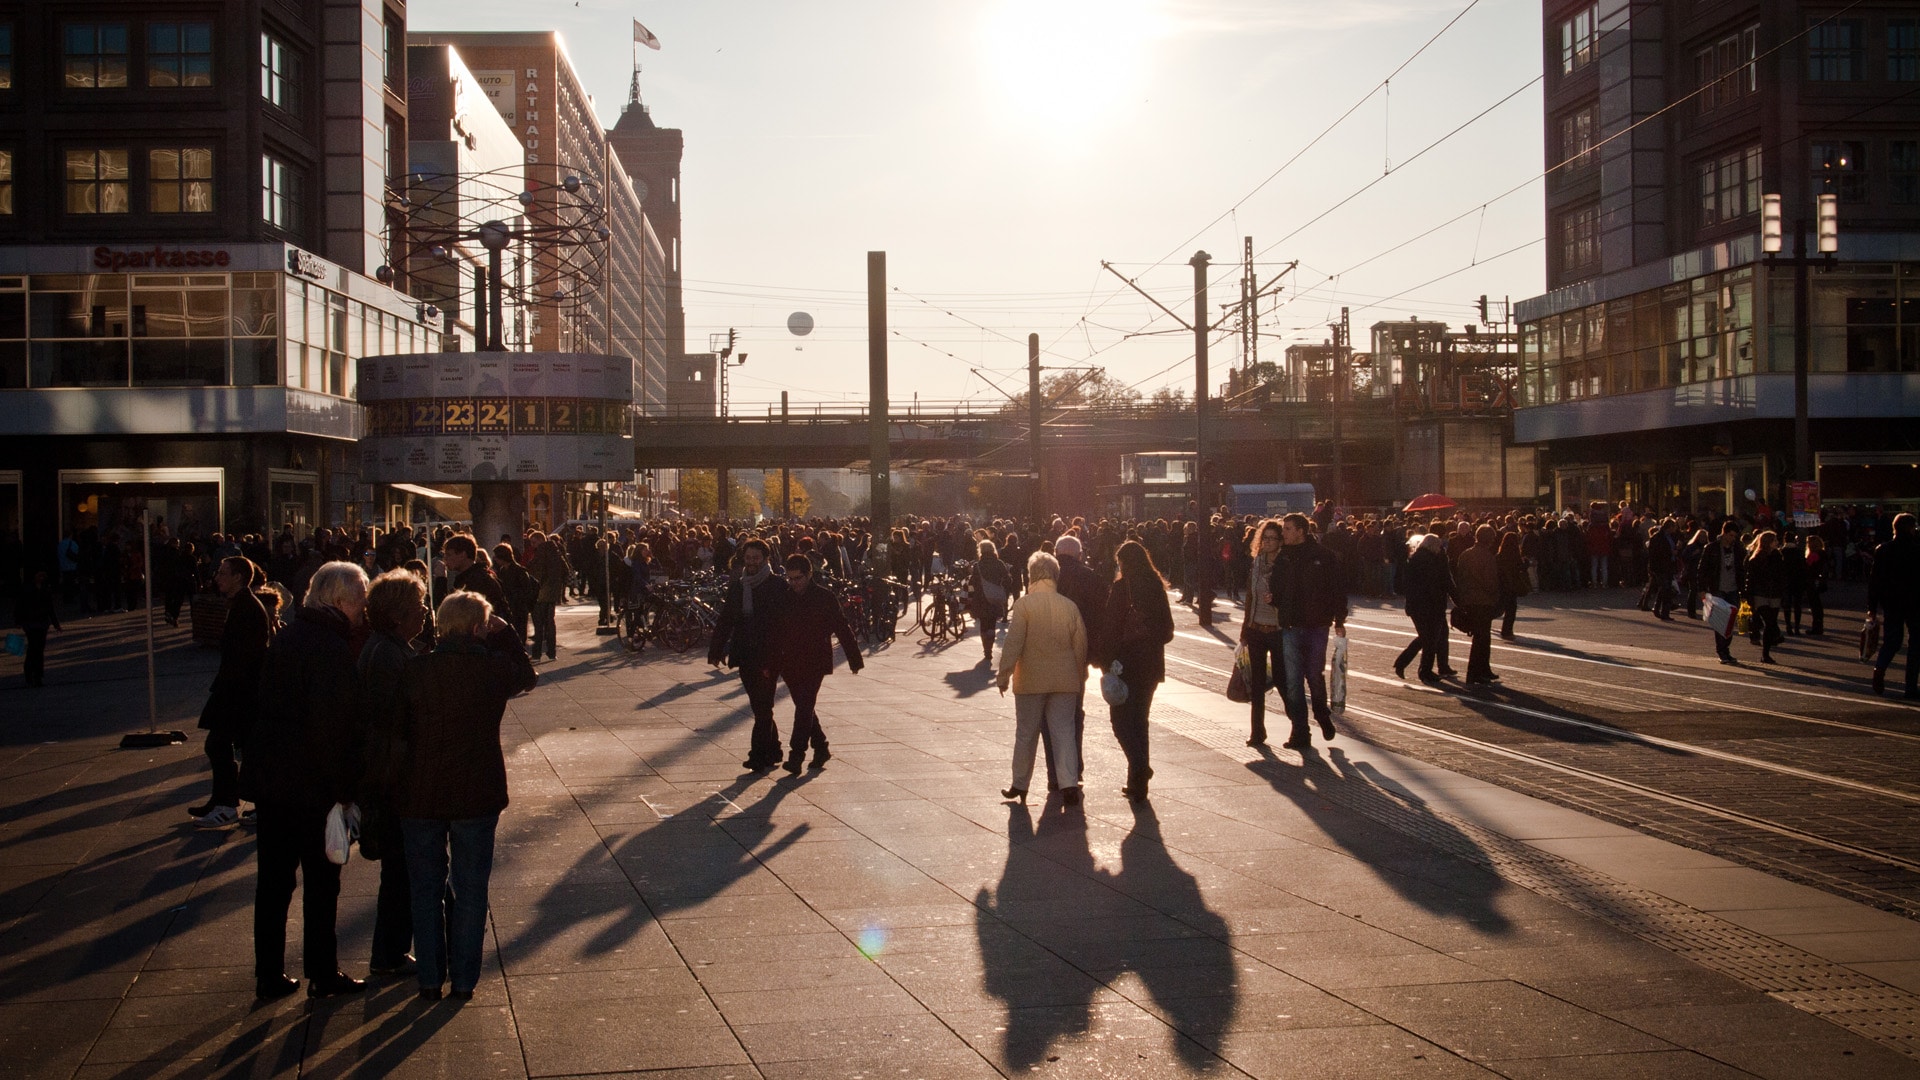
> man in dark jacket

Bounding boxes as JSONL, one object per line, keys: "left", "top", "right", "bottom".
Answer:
{"left": 1870, "top": 513, "right": 1920, "bottom": 697}
{"left": 443, "top": 534, "right": 508, "bottom": 617}
{"left": 765, "top": 553, "right": 863, "bottom": 774}
{"left": 1041, "top": 535, "right": 1106, "bottom": 790}
{"left": 1695, "top": 520, "right": 1748, "bottom": 665}
{"left": 1268, "top": 514, "right": 1349, "bottom": 750}
{"left": 190, "top": 556, "right": 270, "bottom": 827}
{"left": 1454, "top": 525, "right": 1502, "bottom": 686}
{"left": 242, "top": 561, "right": 369, "bottom": 1002}
{"left": 709, "top": 540, "right": 786, "bottom": 770}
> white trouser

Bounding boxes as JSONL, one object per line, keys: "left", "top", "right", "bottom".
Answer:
{"left": 1012, "top": 692, "right": 1081, "bottom": 790}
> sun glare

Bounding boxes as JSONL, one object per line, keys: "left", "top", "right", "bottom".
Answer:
{"left": 981, "top": 0, "right": 1162, "bottom": 131}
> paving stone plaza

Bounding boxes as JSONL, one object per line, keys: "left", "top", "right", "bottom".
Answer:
{"left": 4, "top": 597, "right": 1920, "bottom": 1079}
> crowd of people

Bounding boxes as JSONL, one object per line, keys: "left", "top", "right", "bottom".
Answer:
{"left": 3, "top": 492, "right": 1918, "bottom": 1007}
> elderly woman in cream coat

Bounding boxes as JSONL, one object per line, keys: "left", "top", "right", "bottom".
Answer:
{"left": 995, "top": 551, "right": 1088, "bottom": 809}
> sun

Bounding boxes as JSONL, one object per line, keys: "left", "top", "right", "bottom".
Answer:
{"left": 980, "top": 0, "right": 1163, "bottom": 131}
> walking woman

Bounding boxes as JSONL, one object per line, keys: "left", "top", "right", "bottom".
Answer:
{"left": 397, "top": 591, "right": 536, "bottom": 1001}
{"left": 1393, "top": 533, "right": 1454, "bottom": 684}
{"left": 1496, "top": 530, "right": 1529, "bottom": 639}
{"left": 1743, "top": 530, "right": 1786, "bottom": 665}
{"left": 994, "top": 552, "right": 1087, "bottom": 808}
{"left": 1093, "top": 540, "right": 1174, "bottom": 803}
{"left": 968, "top": 539, "right": 1011, "bottom": 664}
{"left": 1239, "top": 519, "right": 1284, "bottom": 746}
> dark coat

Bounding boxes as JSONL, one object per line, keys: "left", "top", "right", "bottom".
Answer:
{"left": 1401, "top": 546, "right": 1454, "bottom": 617}
{"left": 1268, "top": 537, "right": 1349, "bottom": 630}
{"left": 393, "top": 625, "right": 536, "bottom": 821}
{"left": 199, "top": 587, "right": 270, "bottom": 736}
{"left": 451, "top": 563, "right": 510, "bottom": 620}
{"left": 1745, "top": 548, "right": 1787, "bottom": 602}
{"left": 1870, "top": 534, "right": 1920, "bottom": 615}
{"left": 357, "top": 629, "right": 415, "bottom": 801}
{"left": 1056, "top": 555, "right": 1108, "bottom": 631}
{"left": 708, "top": 571, "right": 783, "bottom": 669}
{"left": 1693, "top": 539, "right": 1748, "bottom": 598}
{"left": 765, "top": 582, "right": 863, "bottom": 680}
{"left": 241, "top": 605, "right": 362, "bottom": 810}
{"left": 1092, "top": 577, "right": 1173, "bottom": 689}
{"left": 494, "top": 558, "right": 537, "bottom": 622}
{"left": 968, "top": 556, "right": 1010, "bottom": 619}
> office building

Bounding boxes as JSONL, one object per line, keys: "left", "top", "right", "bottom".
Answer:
{"left": 0, "top": 1, "right": 442, "bottom": 551}
{"left": 1516, "top": 1, "right": 1920, "bottom": 515}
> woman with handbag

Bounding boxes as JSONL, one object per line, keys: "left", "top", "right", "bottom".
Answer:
{"left": 1093, "top": 541, "right": 1174, "bottom": 803}
{"left": 968, "top": 539, "right": 1011, "bottom": 664}
{"left": 994, "top": 552, "right": 1087, "bottom": 808}
{"left": 1239, "top": 520, "right": 1284, "bottom": 746}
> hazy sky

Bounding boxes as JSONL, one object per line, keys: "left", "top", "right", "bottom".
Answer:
{"left": 410, "top": 0, "right": 1547, "bottom": 411}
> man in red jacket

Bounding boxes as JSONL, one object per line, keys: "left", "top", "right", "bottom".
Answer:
{"left": 765, "top": 554, "right": 863, "bottom": 774}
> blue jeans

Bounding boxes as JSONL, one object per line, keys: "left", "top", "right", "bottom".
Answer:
{"left": 1280, "top": 627, "right": 1330, "bottom": 736}
{"left": 402, "top": 814, "right": 499, "bottom": 993}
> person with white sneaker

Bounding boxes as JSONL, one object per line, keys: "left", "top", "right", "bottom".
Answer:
{"left": 190, "top": 556, "right": 270, "bottom": 829}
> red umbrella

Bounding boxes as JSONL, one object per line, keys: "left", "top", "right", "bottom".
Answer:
{"left": 1402, "top": 493, "right": 1457, "bottom": 513}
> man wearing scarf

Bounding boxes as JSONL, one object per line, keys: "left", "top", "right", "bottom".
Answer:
{"left": 709, "top": 540, "right": 785, "bottom": 769}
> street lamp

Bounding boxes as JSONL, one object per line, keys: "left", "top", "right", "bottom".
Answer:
{"left": 1761, "top": 192, "right": 1840, "bottom": 488}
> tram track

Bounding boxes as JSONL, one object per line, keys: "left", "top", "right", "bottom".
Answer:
{"left": 1155, "top": 648, "right": 1920, "bottom": 878}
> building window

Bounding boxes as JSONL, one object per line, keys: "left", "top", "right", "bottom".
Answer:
{"left": 1698, "top": 145, "right": 1762, "bottom": 228}
{"left": 1891, "top": 141, "right": 1919, "bottom": 205}
{"left": 64, "top": 23, "right": 129, "bottom": 88}
{"left": 148, "top": 22, "right": 213, "bottom": 87}
{"left": 66, "top": 149, "right": 130, "bottom": 214}
{"left": 1812, "top": 141, "right": 1868, "bottom": 204}
{"left": 0, "top": 23, "right": 14, "bottom": 89}
{"left": 1557, "top": 104, "right": 1596, "bottom": 171}
{"left": 1560, "top": 5, "right": 1600, "bottom": 75}
{"left": 150, "top": 148, "right": 214, "bottom": 213}
{"left": 1807, "top": 19, "right": 1865, "bottom": 82}
{"left": 1697, "top": 26, "right": 1759, "bottom": 113}
{"left": 0, "top": 150, "right": 11, "bottom": 214}
{"left": 1892, "top": 20, "right": 1920, "bottom": 82}
{"left": 261, "top": 32, "right": 299, "bottom": 114}
{"left": 262, "top": 153, "right": 302, "bottom": 231}
{"left": 1558, "top": 203, "right": 1599, "bottom": 275}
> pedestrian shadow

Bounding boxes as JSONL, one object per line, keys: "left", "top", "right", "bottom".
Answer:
{"left": 975, "top": 803, "right": 1235, "bottom": 1071}
{"left": 942, "top": 663, "right": 994, "bottom": 699}
{"left": 1444, "top": 685, "right": 1689, "bottom": 754}
{"left": 498, "top": 775, "right": 811, "bottom": 968}
{"left": 1247, "top": 745, "right": 1513, "bottom": 934}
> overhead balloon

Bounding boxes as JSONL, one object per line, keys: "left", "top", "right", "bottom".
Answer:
{"left": 787, "top": 312, "right": 814, "bottom": 336}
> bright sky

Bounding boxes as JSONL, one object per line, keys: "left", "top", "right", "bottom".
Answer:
{"left": 409, "top": 0, "right": 1547, "bottom": 412}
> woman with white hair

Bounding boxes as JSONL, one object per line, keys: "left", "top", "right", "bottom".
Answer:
{"left": 995, "top": 551, "right": 1087, "bottom": 808}
{"left": 397, "top": 589, "right": 536, "bottom": 1001}
{"left": 1392, "top": 532, "right": 1455, "bottom": 684}
{"left": 244, "top": 559, "right": 370, "bottom": 1001}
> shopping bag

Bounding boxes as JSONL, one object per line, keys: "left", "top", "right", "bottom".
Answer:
{"left": 1328, "top": 635, "right": 1349, "bottom": 711}
{"left": 1100, "top": 661, "right": 1130, "bottom": 706}
{"left": 1, "top": 632, "right": 22, "bottom": 657}
{"left": 1734, "top": 601, "right": 1753, "bottom": 636}
{"left": 1226, "top": 644, "right": 1252, "bottom": 704}
{"left": 324, "top": 803, "right": 359, "bottom": 866}
{"left": 1861, "top": 614, "right": 1882, "bottom": 663}
{"left": 1704, "top": 595, "right": 1735, "bottom": 637}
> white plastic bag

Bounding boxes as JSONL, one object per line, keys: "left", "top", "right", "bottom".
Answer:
{"left": 324, "top": 803, "right": 360, "bottom": 866}
{"left": 1328, "top": 635, "right": 1349, "bottom": 712}
{"left": 1100, "top": 660, "right": 1130, "bottom": 706}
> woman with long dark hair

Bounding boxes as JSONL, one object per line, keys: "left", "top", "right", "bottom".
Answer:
{"left": 1238, "top": 519, "right": 1284, "bottom": 746}
{"left": 1093, "top": 540, "right": 1174, "bottom": 803}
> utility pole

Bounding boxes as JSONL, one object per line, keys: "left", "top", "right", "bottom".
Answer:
{"left": 1191, "top": 251, "right": 1211, "bottom": 507}
{"left": 1029, "top": 333, "right": 1043, "bottom": 523}
{"left": 1330, "top": 306, "right": 1350, "bottom": 509}
{"left": 867, "top": 251, "right": 890, "bottom": 568}
{"left": 1241, "top": 236, "right": 1255, "bottom": 375}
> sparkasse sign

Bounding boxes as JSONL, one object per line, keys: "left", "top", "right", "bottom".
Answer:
{"left": 92, "top": 246, "right": 232, "bottom": 271}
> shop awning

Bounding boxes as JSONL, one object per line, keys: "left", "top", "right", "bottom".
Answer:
{"left": 389, "top": 483, "right": 463, "bottom": 500}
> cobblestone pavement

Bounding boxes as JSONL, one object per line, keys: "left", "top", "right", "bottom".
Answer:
{"left": 2, "top": 594, "right": 1920, "bottom": 1078}
{"left": 1166, "top": 582, "right": 1920, "bottom": 918}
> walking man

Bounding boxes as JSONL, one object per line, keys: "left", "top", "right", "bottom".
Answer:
{"left": 709, "top": 540, "right": 785, "bottom": 770}
{"left": 190, "top": 557, "right": 269, "bottom": 827}
{"left": 1696, "top": 519, "right": 1747, "bottom": 666}
{"left": 1268, "top": 513, "right": 1347, "bottom": 751}
{"left": 765, "top": 554, "right": 863, "bottom": 774}
{"left": 1870, "top": 513, "right": 1920, "bottom": 698}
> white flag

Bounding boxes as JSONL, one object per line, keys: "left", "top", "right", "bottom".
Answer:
{"left": 633, "top": 19, "right": 661, "bottom": 50}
